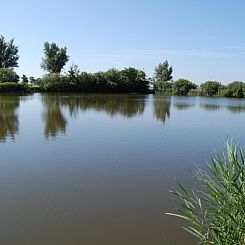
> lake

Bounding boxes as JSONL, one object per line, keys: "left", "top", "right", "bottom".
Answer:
{"left": 1, "top": 93, "right": 245, "bottom": 245}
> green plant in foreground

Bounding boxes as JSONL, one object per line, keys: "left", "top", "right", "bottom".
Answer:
{"left": 166, "top": 142, "right": 245, "bottom": 244}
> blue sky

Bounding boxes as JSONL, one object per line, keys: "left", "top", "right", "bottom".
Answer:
{"left": 1, "top": 0, "right": 245, "bottom": 84}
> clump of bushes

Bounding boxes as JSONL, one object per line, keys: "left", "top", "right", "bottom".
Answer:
{"left": 173, "top": 79, "right": 197, "bottom": 95}
{"left": 166, "top": 141, "right": 245, "bottom": 244}
{"left": 39, "top": 67, "right": 151, "bottom": 93}
{"left": 153, "top": 81, "right": 172, "bottom": 93}
{"left": 222, "top": 81, "right": 245, "bottom": 98}
{"left": 0, "top": 82, "right": 32, "bottom": 93}
{"left": 200, "top": 81, "right": 224, "bottom": 96}
{"left": 0, "top": 68, "right": 19, "bottom": 83}
{"left": 154, "top": 79, "right": 197, "bottom": 95}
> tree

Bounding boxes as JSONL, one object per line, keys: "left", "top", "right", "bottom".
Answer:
{"left": 41, "top": 42, "right": 69, "bottom": 73}
{"left": 120, "top": 67, "right": 149, "bottom": 92}
{"left": 67, "top": 64, "right": 80, "bottom": 81}
{"left": 223, "top": 81, "right": 245, "bottom": 98}
{"left": 153, "top": 81, "right": 173, "bottom": 92}
{"left": 29, "top": 76, "right": 36, "bottom": 85}
{"left": 0, "top": 68, "right": 19, "bottom": 83}
{"left": 173, "top": 79, "right": 197, "bottom": 95}
{"left": 0, "top": 35, "right": 19, "bottom": 68}
{"left": 21, "top": 74, "right": 29, "bottom": 84}
{"left": 200, "top": 81, "right": 222, "bottom": 96}
{"left": 154, "top": 60, "right": 173, "bottom": 82}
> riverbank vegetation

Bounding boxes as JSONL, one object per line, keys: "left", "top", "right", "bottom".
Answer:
{"left": 1, "top": 34, "right": 245, "bottom": 97}
{"left": 166, "top": 141, "right": 245, "bottom": 244}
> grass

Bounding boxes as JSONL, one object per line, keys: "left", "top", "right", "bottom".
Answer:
{"left": 166, "top": 141, "right": 245, "bottom": 244}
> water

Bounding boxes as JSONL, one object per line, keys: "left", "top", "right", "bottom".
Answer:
{"left": 1, "top": 93, "right": 245, "bottom": 245}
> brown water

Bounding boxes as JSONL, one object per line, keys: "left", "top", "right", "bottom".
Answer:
{"left": 1, "top": 93, "right": 245, "bottom": 245}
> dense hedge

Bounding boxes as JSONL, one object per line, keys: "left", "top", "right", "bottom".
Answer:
{"left": 0, "top": 82, "right": 35, "bottom": 93}
{"left": 40, "top": 68, "right": 151, "bottom": 93}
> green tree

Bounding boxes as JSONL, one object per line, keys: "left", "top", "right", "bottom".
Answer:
{"left": 154, "top": 60, "right": 173, "bottom": 82}
{"left": 120, "top": 67, "right": 149, "bottom": 93}
{"left": 0, "top": 35, "right": 19, "bottom": 68}
{"left": 223, "top": 81, "right": 245, "bottom": 98}
{"left": 21, "top": 74, "right": 29, "bottom": 84}
{"left": 41, "top": 42, "right": 69, "bottom": 73}
{"left": 0, "top": 68, "right": 19, "bottom": 83}
{"left": 173, "top": 79, "right": 197, "bottom": 95}
{"left": 29, "top": 76, "right": 35, "bottom": 85}
{"left": 153, "top": 81, "right": 173, "bottom": 93}
{"left": 200, "top": 81, "right": 222, "bottom": 96}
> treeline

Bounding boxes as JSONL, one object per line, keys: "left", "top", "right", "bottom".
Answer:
{"left": 153, "top": 61, "right": 245, "bottom": 98}
{"left": 1, "top": 34, "right": 245, "bottom": 97}
{"left": 40, "top": 67, "right": 149, "bottom": 93}
{"left": 0, "top": 35, "right": 150, "bottom": 93}
{"left": 154, "top": 80, "right": 245, "bottom": 98}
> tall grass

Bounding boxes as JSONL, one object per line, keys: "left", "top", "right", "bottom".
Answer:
{"left": 166, "top": 142, "right": 245, "bottom": 244}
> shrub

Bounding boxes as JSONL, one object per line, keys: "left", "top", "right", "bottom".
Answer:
{"left": 0, "top": 82, "right": 31, "bottom": 92}
{"left": 173, "top": 79, "right": 197, "bottom": 95}
{"left": 0, "top": 68, "right": 19, "bottom": 83}
{"left": 200, "top": 81, "right": 222, "bottom": 96}
{"left": 154, "top": 81, "right": 173, "bottom": 93}
{"left": 223, "top": 81, "right": 245, "bottom": 98}
{"left": 40, "top": 73, "right": 71, "bottom": 92}
{"left": 40, "top": 68, "right": 150, "bottom": 93}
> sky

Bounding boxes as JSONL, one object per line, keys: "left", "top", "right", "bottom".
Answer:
{"left": 0, "top": 0, "right": 245, "bottom": 84}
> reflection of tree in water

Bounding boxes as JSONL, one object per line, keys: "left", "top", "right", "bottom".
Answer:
{"left": 226, "top": 106, "right": 245, "bottom": 113}
{"left": 0, "top": 96, "right": 20, "bottom": 142}
{"left": 41, "top": 94, "right": 146, "bottom": 138}
{"left": 42, "top": 95, "right": 67, "bottom": 139}
{"left": 60, "top": 94, "right": 146, "bottom": 118}
{"left": 153, "top": 96, "right": 171, "bottom": 123}
{"left": 173, "top": 103, "right": 194, "bottom": 110}
{"left": 200, "top": 104, "right": 220, "bottom": 111}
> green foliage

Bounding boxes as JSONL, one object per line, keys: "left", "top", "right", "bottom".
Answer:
{"left": 39, "top": 68, "right": 150, "bottom": 93}
{"left": 200, "top": 81, "right": 222, "bottom": 96}
{"left": 0, "top": 35, "right": 19, "bottom": 68}
{"left": 154, "top": 60, "right": 173, "bottom": 82}
{"left": 0, "top": 68, "right": 19, "bottom": 83}
{"left": 40, "top": 73, "right": 70, "bottom": 92}
{"left": 222, "top": 81, "right": 245, "bottom": 98}
{"left": 154, "top": 81, "right": 173, "bottom": 93}
{"left": 166, "top": 142, "right": 245, "bottom": 244}
{"left": 21, "top": 74, "right": 29, "bottom": 84}
{"left": 0, "top": 82, "right": 31, "bottom": 92}
{"left": 173, "top": 79, "right": 197, "bottom": 95}
{"left": 29, "top": 76, "right": 35, "bottom": 85}
{"left": 41, "top": 42, "right": 69, "bottom": 73}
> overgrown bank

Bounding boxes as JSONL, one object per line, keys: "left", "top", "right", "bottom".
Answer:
{"left": 154, "top": 80, "right": 245, "bottom": 98}
{"left": 0, "top": 67, "right": 151, "bottom": 93}
{"left": 1, "top": 35, "right": 245, "bottom": 96}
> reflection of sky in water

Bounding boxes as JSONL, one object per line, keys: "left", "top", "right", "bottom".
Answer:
{"left": 1, "top": 94, "right": 245, "bottom": 245}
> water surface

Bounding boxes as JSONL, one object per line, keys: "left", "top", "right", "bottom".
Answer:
{"left": 1, "top": 93, "right": 245, "bottom": 245}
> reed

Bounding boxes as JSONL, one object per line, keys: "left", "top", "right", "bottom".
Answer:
{"left": 166, "top": 141, "right": 245, "bottom": 244}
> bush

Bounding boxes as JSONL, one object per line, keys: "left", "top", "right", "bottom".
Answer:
{"left": 0, "top": 68, "right": 19, "bottom": 83}
{"left": 39, "top": 68, "right": 150, "bottom": 93}
{"left": 173, "top": 79, "right": 197, "bottom": 95}
{"left": 40, "top": 73, "right": 71, "bottom": 92}
{"left": 154, "top": 81, "right": 173, "bottom": 93}
{"left": 0, "top": 82, "right": 31, "bottom": 92}
{"left": 200, "top": 81, "right": 222, "bottom": 96}
{"left": 222, "top": 81, "right": 245, "bottom": 98}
